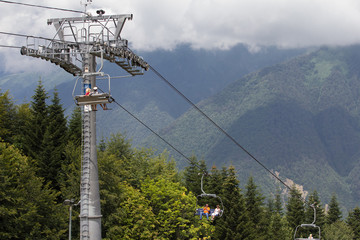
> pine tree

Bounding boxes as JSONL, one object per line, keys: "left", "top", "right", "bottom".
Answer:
{"left": 326, "top": 194, "right": 342, "bottom": 225}
{"left": 305, "top": 190, "right": 325, "bottom": 238}
{"left": 67, "top": 106, "right": 82, "bottom": 146}
{"left": 245, "top": 176, "right": 267, "bottom": 239}
{"left": 268, "top": 212, "right": 293, "bottom": 240}
{"left": 347, "top": 207, "right": 360, "bottom": 239}
{"left": 207, "top": 165, "right": 224, "bottom": 210}
{"left": 105, "top": 132, "right": 134, "bottom": 160}
{"left": 274, "top": 189, "right": 284, "bottom": 216}
{"left": 183, "top": 155, "right": 204, "bottom": 196}
{"left": 0, "top": 90, "right": 16, "bottom": 143}
{"left": 213, "top": 166, "right": 251, "bottom": 240}
{"left": 286, "top": 185, "right": 305, "bottom": 236}
{"left": 12, "top": 103, "right": 31, "bottom": 152}
{"left": 0, "top": 141, "right": 67, "bottom": 239}
{"left": 306, "top": 191, "right": 325, "bottom": 226}
{"left": 23, "top": 80, "right": 48, "bottom": 159}
{"left": 323, "top": 220, "right": 354, "bottom": 240}
{"left": 58, "top": 106, "right": 82, "bottom": 204}
{"left": 98, "top": 136, "right": 106, "bottom": 152}
{"left": 38, "top": 90, "right": 68, "bottom": 190}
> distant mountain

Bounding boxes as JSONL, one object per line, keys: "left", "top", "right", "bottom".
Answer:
{"left": 0, "top": 44, "right": 307, "bottom": 144}
{"left": 144, "top": 45, "right": 360, "bottom": 213}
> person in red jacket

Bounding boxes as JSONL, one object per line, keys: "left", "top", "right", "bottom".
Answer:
{"left": 200, "top": 204, "right": 210, "bottom": 220}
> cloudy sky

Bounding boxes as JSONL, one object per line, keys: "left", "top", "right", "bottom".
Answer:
{"left": 1, "top": 0, "right": 360, "bottom": 73}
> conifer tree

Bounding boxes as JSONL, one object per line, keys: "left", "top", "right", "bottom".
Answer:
{"left": 183, "top": 155, "right": 203, "bottom": 195}
{"left": 346, "top": 207, "right": 360, "bottom": 239}
{"left": 12, "top": 103, "right": 31, "bottom": 152}
{"left": 23, "top": 80, "right": 48, "bottom": 159}
{"left": 245, "top": 176, "right": 267, "bottom": 239}
{"left": 304, "top": 190, "right": 325, "bottom": 239}
{"left": 266, "top": 190, "right": 288, "bottom": 239}
{"left": 98, "top": 136, "right": 106, "bottom": 152}
{"left": 0, "top": 141, "right": 67, "bottom": 239}
{"left": 207, "top": 165, "right": 224, "bottom": 209}
{"left": 67, "top": 106, "right": 82, "bottom": 146}
{"left": 306, "top": 190, "right": 325, "bottom": 227}
{"left": 58, "top": 106, "right": 82, "bottom": 204}
{"left": 323, "top": 220, "right": 354, "bottom": 240}
{"left": 286, "top": 185, "right": 305, "bottom": 234}
{"left": 105, "top": 132, "right": 134, "bottom": 160}
{"left": 274, "top": 189, "right": 284, "bottom": 216}
{"left": 39, "top": 90, "right": 68, "bottom": 190}
{"left": 326, "top": 194, "right": 342, "bottom": 225}
{"left": 0, "top": 90, "right": 16, "bottom": 143}
{"left": 213, "top": 166, "right": 251, "bottom": 240}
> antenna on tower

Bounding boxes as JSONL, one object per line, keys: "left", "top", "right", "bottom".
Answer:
{"left": 80, "top": 0, "right": 92, "bottom": 14}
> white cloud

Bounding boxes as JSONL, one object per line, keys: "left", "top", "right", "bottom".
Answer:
{"left": 1, "top": 0, "right": 360, "bottom": 73}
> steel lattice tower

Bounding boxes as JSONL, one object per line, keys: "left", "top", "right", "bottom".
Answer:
{"left": 20, "top": 5, "right": 148, "bottom": 240}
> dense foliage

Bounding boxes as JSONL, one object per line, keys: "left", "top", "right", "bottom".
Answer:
{"left": 144, "top": 45, "right": 360, "bottom": 212}
{"left": 1, "top": 83, "right": 360, "bottom": 239}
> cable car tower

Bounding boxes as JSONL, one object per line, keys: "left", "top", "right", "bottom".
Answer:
{"left": 20, "top": 1, "right": 149, "bottom": 239}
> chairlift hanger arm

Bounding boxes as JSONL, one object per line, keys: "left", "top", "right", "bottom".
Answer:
{"left": 196, "top": 172, "right": 225, "bottom": 217}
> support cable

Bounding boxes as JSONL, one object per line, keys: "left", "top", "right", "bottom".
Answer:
{"left": 0, "top": 31, "right": 77, "bottom": 44}
{"left": 109, "top": 89, "right": 308, "bottom": 218}
{"left": 148, "top": 64, "right": 309, "bottom": 203}
{"left": 0, "top": 31, "right": 29, "bottom": 38}
{"left": 0, "top": 0, "right": 86, "bottom": 14}
{"left": 0, "top": 45, "right": 21, "bottom": 49}
{"left": 109, "top": 95, "right": 204, "bottom": 171}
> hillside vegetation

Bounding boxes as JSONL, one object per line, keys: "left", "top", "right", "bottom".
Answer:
{"left": 145, "top": 45, "right": 360, "bottom": 212}
{"left": 0, "top": 44, "right": 307, "bottom": 145}
{"left": 4, "top": 85, "right": 360, "bottom": 239}
{"left": 3, "top": 45, "right": 360, "bottom": 238}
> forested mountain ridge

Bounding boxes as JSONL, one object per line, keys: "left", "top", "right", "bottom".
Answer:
{"left": 4, "top": 45, "right": 360, "bottom": 239}
{"left": 0, "top": 44, "right": 307, "bottom": 145}
{"left": 3, "top": 44, "right": 360, "bottom": 211}
{"left": 144, "top": 44, "right": 360, "bottom": 211}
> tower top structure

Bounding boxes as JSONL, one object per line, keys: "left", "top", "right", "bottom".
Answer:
{"left": 21, "top": 9, "right": 149, "bottom": 76}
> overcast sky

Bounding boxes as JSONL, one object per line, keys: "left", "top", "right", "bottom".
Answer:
{"left": 1, "top": 0, "right": 360, "bottom": 73}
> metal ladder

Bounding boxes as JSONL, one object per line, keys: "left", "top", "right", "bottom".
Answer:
{"left": 80, "top": 110, "right": 91, "bottom": 239}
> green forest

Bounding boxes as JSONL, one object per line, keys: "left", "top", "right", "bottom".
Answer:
{"left": 1, "top": 81, "right": 360, "bottom": 240}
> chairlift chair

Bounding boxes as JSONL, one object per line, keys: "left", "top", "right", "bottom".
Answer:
{"left": 73, "top": 73, "right": 113, "bottom": 107}
{"left": 294, "top": 204, "right": 321, "bottom": 240}
{"left": 195, "top": 172, "right": 224, "bottom": 218}
{"left": 294, "top": 224, "right": 321, "bottom": 240}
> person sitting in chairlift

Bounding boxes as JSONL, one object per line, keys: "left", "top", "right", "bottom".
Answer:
{"left": 91, "top": 87, "right": 98, "bottom": 111}
{"left": 91, "top": 86, "right": 108, "bottom": 110}
{"left": 84, "top": 87, "right": 92, "bottom": 112}
{"left": 211, "top": 205, "right": 221, "bottom": 220}
{"left": 85, "top": 87, "right": 91, "bottom": 96}
{"left": 200, "top": 204, "right": 210, "bottom": 220}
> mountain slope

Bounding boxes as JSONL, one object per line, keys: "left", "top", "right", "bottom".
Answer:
{"left": 145, "top": 45, "right": 360, "bottom": 211}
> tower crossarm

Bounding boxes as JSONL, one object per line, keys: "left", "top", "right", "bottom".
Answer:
{"left": 20, "top": 12, "right": 147, "bottom": 77}
{"left": 20, "top": 39, "right": 83, "bottom": 76}
{"left": 90, "top": 44, "right": 149, "bottom": 76}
